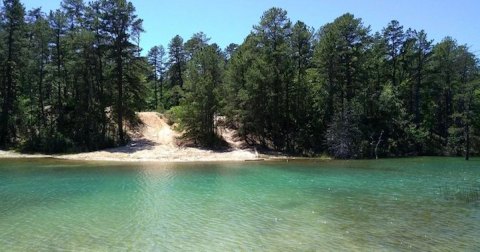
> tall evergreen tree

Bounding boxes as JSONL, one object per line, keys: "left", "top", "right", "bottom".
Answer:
{"left": 147, "top": 45, "right": 166, "bottom": 110}
{"left": 184, "top": 32, "right": 209, "bottom": 60}
{"left": 167, "top": 35, "right": 186, "bottom": 106}
{"left": 168, "top": 35, "right": 185, "bottom": 88}
{"left": 383, "top": 20, "right": 405, "bottom": 87}
{"left": 411, "top": 30, "right": 432, "bottom": 125}
{"left": 253, "top": 7, "right": 293, "bottom": 150}
{"left": 449, "top": 46, "right": 479, "bottom": 159}
{"left": 0, "top": 0, "right": 25, "bottom": 146}
{"left": 48, "top": 9, "right": 68, "bottom": 135}
{"left": 99, "top": 0, "right": 143, "bottom": 144}
{"left": 313, "top": 13, "right": 370, "bottom": 157}
{"left": 178, "top": 44, "right": 224, "bottom": 147}
{"left": 429, "top": 37, "right": 458, "bottom": 147}
{"left": 290, "top": 21, "right": 315, "bottom": 152}
{"left": 22, "top": 8, "right": 51, "bottom": 147}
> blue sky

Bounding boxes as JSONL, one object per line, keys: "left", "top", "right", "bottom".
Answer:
{"left": 22, "top": 0, "right": 479, "bottom": 56}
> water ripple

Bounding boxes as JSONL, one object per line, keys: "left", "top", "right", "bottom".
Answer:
{"left": 0, "top": 158, "right": 479, "bottom": 251}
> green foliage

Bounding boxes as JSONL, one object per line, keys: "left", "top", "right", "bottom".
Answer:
{"left": 167, "top": 35, "right": 186, "bottom": 91}
{"left": 177, "top": 44, "right": 224, "bottom": 147}
{"left": 0, "top": 0, "right": 146, "bottom": 152}
{"left": 0, "top": 0, "right": 26, "bottom": 147}
{"left": 147, "top": 45, "right": 166, "bottom": 111}
{"left": 0, "top": 1, "right": 479, "bottom": 159}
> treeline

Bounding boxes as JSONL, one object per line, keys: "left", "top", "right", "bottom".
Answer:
{"left": 1, "top": 1, "right": 479, "bottom": 159}
{"left": 160, "top": 8, "right": 480, "bottom": 159}
{"left": 0, "top": 0, "right": 146, "bottom": 152}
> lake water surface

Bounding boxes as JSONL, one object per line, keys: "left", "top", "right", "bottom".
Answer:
{"left": 0, "top": 157, "right": 479, "bottom": 251}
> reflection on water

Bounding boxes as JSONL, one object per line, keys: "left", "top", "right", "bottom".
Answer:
{"left": 0, "top": 158, "right": 479, "bottom": 251}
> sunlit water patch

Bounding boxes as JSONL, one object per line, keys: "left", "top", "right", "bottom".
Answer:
{"left": 0, "top": 157, "right": 479, "bottom": 251}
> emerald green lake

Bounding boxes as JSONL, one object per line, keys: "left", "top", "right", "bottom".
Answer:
{"left": 0, "top": 157, "right": 479, "bottom": 251}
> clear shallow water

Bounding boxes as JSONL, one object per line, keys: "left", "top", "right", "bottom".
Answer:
{"left": 0, "top": 158, "right": 479, "bottom": 251}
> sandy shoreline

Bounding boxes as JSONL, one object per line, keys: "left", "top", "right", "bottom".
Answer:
{"left": 0, "top": 149, "right": 262, "bottom": 163}
{"left": 58, "top": 146, "right": 261, "bottom": 163}
{"left": 0, "top": 150, "right": 52, "bottom": 159}
{"left": 0, "top": 112, "right": 271, "bottom": 163}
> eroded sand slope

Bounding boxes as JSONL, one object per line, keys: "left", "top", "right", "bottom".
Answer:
{"left": 59, "top": 112, "right": 257, "bottom": 162}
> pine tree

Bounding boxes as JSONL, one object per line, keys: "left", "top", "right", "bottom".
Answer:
{"left": 147, "top": 45, "right": 166, "bottom": 110}
{"left": 179, "top": 44, "right": 224, "bottom": 147}
{"left": 0, "top": 0, "right": 25, "bottom": 146}
{"left": 290, "top": 21, "right": 314, "bottom": 152}
{"left": 253, "top": 7, "right": 293, "bottom": 150}
{"left": 168, "top": 35, "right": 185, "bottom": 88}
{"left": 22, "top": 8, "right": 51, "bottom": 149}
{"left": 99, "top": 0, "right": 143, "bottom": 144}
{"left": 383, "top": 20, "right": 405, "bottom": 87}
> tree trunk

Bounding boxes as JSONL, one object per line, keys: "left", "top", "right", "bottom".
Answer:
{"left": 116, "top": 46, "right": 124, "bottom": 144}
{"left": 39, "top": 52, "right": 46, "bottom": 125}
{"left": 153, "top": 58, "right": 158, "bottom": 110}
{"left": 375, "top": 130, "right": 384, "bottom": 159}
{"left": 160, "top": 76, "right": 163, "bottom": 105}
{"left": 414, "top": 57, "right": 422, "bottom": 124}
{"left": 392, "top": 56, "right": 397, "bottom": 86}
{"left": 465, "top": 122, "right": 470, "bottom": 161}
{"left": 56, "top": 29, "right": 63, "bottom": 131}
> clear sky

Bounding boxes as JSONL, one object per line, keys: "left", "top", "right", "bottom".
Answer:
{"left": 22, "top": 0, "right": 480, "bottom": 56}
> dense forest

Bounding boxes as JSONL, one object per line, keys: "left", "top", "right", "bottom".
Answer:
{"left": 0, "top": 0, "right": 479, "bottom": 159}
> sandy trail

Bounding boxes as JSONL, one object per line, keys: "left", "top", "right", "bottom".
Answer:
{"left": 57, "top": 112, "right": 258, "bottom": 162}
